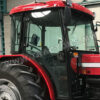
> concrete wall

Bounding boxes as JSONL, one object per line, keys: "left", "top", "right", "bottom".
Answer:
{"left": 4, "top": 15, "right": 11, "bottom": 54}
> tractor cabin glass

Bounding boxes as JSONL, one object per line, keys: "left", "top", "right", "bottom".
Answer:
{"left": 11, "top": 8, "right": 98, "bottom": 99}
{"left": 67, "top": 10, "right": 97, "bottom": 52}
{"left": 11, "top": 9, "right": 69, "bottom": 98}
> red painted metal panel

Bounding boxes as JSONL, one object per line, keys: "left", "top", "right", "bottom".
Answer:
{"left": 0, "top": 54, "right": 55, "bottom": 100}
{"left": 71, "top": 3, "right": 94, "bottom": 16}
{"left": 9, "top": 1, "right": 65, "bottom": 15}
{"left": 81, "top": 67, "right": 100, "bottom": 75}
{"left": 9, "top": 0, "right": 94, "bottom": 17}
{"left": 81, "top": 54, "right": 100, "bottom": 75}
{"left": 82, "top": 54, "right": 100, "bottom": 63}
{"left": 71, "top": 58, "right": 77, "bottom": 73}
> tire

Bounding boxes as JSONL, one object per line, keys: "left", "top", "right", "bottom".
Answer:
{"left": 0, "top": 62, "right": 49, "bottom": 100}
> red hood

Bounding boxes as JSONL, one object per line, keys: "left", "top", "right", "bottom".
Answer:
{"left": 81, "top": 54, "right": 100, "bottom": 75}
{"left": 71, "top": 54, "right": 100, "bottom": 75}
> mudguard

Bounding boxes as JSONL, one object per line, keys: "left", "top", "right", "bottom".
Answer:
{"left": 0, "top": 54, "right": 55, "bottom": 100}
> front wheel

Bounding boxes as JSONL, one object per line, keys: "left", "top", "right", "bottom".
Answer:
{"left": 0, "top": 63, "right": 49, "bottom": 100}
{"left": 0, "top": 79, "right": 21, "bottom": 100}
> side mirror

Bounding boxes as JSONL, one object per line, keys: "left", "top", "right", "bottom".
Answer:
{"left": 94, "top": 21, "right": 100, "bottom": 32}
{"left": 64, "top": 6, "right": 71, "bottom": 25}
{"left": 30, "top": 34, "right": 40, "bottom": 46}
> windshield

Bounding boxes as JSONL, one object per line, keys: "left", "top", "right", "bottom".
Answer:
{"left": 67, "top": 11, "right": 97, "bottom": 51}
{"left": 24, "top": 10, "right": 63, "bottom": 55}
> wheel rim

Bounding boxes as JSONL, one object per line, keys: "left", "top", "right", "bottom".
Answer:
{"left": 0, "top": 79, "right": 21, "bottom": 100}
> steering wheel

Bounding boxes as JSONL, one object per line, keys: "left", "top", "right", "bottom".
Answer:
{"left": 27, "top": 50, "right": 42, "bottom": 58}
{"left": 28, "top": 43, "right": 41, "bottom": 52}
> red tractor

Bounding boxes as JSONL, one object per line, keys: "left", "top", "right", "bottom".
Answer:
{"left": 0, "top": 0, "right": 100, "bottom": 100}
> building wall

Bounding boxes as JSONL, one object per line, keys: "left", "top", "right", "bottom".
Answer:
{"left": 4, "top": 15, "right": 11, "bottom": 54}
{"left": 4, "top": 0, "right": 100, "bottom": 54}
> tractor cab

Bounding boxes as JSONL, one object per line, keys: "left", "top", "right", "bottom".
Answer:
{"left": 6, "top": 0, "right": 100, "bottom": 100}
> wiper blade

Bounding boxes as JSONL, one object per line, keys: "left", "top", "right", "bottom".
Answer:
{"left": 71, "top": 23, "right": 77, "bottom": 34}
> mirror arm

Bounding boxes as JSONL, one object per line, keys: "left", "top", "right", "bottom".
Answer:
{"left": 94, "top": 21, "right": 100, "bottom": 32}
{"left": 94, "top": 27, "right": 98, "bottom": 32}
{"left": 96, "top": 21, "right": 100, "bottom": 26}
{"left": 97, "top": 40, "right": 100, "bottom": 42}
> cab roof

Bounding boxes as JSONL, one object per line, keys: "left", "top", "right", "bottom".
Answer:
{"left": 10, "top": 0, "right": 94, "bottom": 17}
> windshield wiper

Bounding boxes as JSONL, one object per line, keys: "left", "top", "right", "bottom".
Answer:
{"left": 71, "top": 24, "right": 77, "bottom": 34}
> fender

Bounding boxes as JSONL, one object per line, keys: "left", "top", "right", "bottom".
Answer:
{"left": 0, "top": 54, "right": 55, "bottom": 100}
